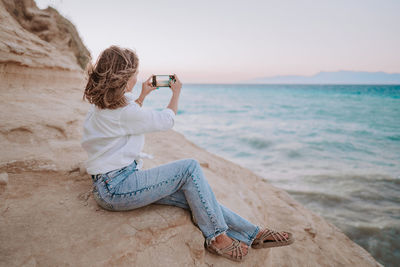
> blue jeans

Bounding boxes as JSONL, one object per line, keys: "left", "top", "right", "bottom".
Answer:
{"left": 91, "top": 158, "right": 260, "bottom": 246}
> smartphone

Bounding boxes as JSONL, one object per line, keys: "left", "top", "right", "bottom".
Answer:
{"left": 151, "top": 75, "right": 176, "bottom": 87}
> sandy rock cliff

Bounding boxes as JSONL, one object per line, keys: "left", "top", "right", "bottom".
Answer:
{"left": 0, "top": 1, "right": 382, "bottom": 266}
{"left": 1, "top": 0, "right": 90, "bottom": 69}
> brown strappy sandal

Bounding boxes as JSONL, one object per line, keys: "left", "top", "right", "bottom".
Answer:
{"left": 205, "top": 238, "right": 249, "bottom": 262}
{"left": 251, "top": 227, "right": 294, "bottom": 249}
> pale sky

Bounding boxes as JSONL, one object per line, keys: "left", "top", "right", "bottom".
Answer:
{"left": 36, "top": 0, "right": 400, "bottom": 83}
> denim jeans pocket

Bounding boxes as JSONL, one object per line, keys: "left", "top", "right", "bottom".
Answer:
{"left": 104, "top": 167, "right": 135, "bottom": 190}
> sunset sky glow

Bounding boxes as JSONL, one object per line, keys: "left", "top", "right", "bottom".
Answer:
{"left": 36, "top": 0, "right": 400, "bottom": 83}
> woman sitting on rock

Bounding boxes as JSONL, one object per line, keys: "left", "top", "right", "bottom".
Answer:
{"left": 81, "top": 45, "right": 294, "bottom": 262}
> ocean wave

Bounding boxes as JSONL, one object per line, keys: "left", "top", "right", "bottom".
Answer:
{"left": 286, "top": 150, "right": 302, "bottom": 159}
{"left": 234, "top": 151, "right": 253, "bottom": 158}
{"left": 303, "top": 173, "right": 400, "bottom": 185}
{"left": 349, "top": 187, "right": 400, "bottom": 202}
{"left": 239, "top": 137, "right": 272, "bottom": 149}
{"left": 287, "top": 190, "right": 350, "bottom": 206}
{"left": 387, "top": 135, "right": 400, "bottom": 141}
{"left": 339, "top": 222, "right": 400, "bottom": 267}
{"left": 226, "top": 109, "right": 246, "bottom": 114}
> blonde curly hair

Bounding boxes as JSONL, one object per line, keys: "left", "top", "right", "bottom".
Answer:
{"left": 83, "top": 45, "right": 139, "bottom": 109}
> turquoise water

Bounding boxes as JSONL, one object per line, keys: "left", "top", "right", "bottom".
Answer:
{"left": 137, "top": 84, "right": 400, "bottom": 266}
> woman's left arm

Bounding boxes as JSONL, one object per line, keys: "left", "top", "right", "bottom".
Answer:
{"left": 134, "top": 75, "right": 157, "bottom": 107}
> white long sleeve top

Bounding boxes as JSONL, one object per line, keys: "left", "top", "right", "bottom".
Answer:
{"left": 80, "top": 92, "right": 176, "bottom": 175}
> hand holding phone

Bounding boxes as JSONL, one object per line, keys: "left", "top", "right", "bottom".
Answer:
{"left": 169, "top": 74, "right": 182, "bottom": 95}
{"left": 140, "top": 75, "right": 157, "bottom": 97}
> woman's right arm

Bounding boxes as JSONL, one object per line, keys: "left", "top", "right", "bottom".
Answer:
{"left": 121, "top": 106, "right": 175, "bottom": 135}
{"left": 167, "top": 74, "right": 182, "bottom": 115}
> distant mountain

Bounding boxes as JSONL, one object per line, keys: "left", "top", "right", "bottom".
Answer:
{"left": 242, "top": 71, "right": 400, "bottom": 84}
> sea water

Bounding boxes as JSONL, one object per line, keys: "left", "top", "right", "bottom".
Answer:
{"left": 137, "top": 83, "right": 400, "bottom": 266}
